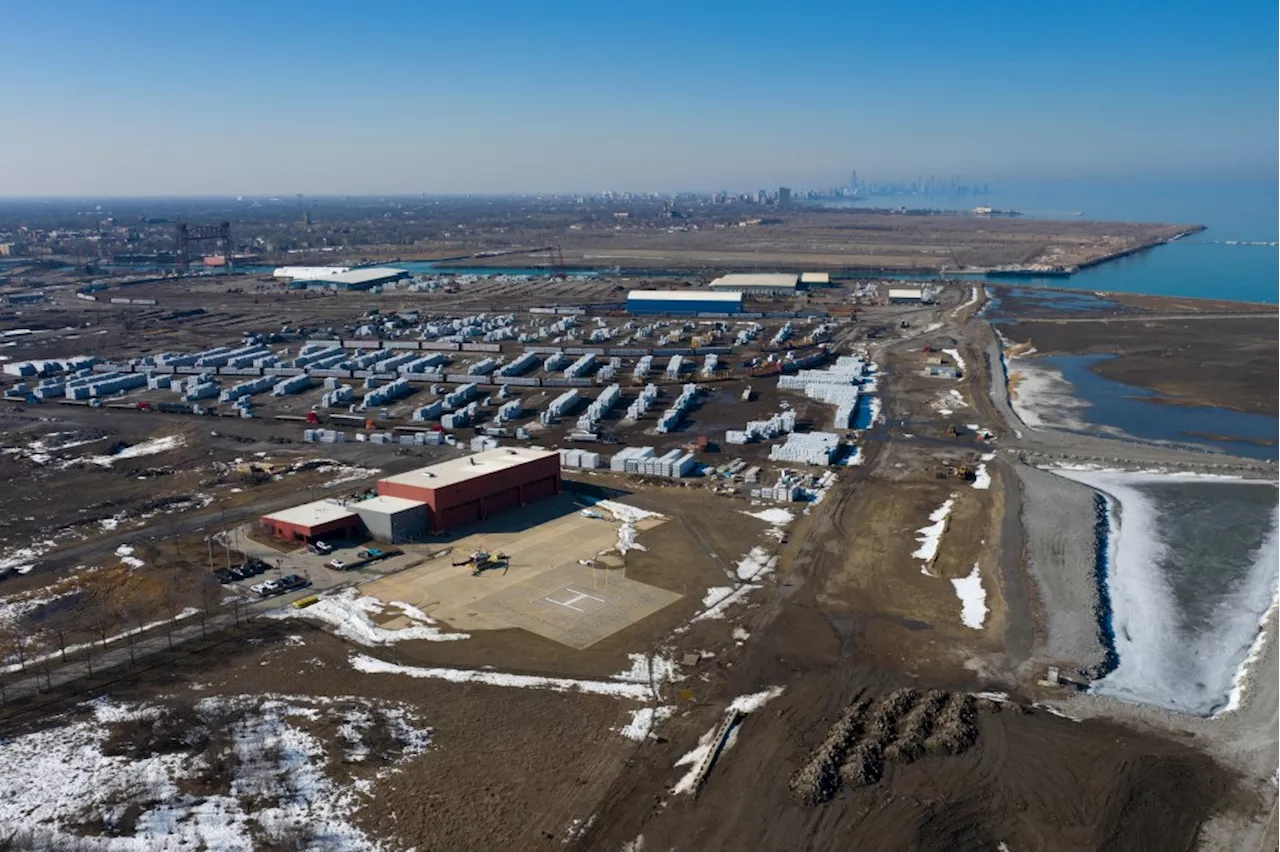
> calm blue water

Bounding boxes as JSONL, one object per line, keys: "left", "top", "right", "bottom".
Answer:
{"left": 827, "top": 179, "right": 1278, "bottom": 304}
{"left": 1043, "top": 353, "right": 1277, "bottom": 459}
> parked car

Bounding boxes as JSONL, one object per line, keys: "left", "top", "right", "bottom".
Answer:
{"left": 250, "top": 580, "right": 277, "bottom": 596}
{"left": 274, "top": 574, "right": 309, "bottom": 594}
{"left": 312, "top": 541, "right": 334, "bottom": 554}
{"left": 328, "top": 558, "right": 347, "bottom": 570}
{"left": 214, "top": 569, "right": 237, "bottom": 584}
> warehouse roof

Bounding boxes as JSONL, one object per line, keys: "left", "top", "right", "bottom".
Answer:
{"left": 351, "top": 495, "right": 428, "bottom": 515}
{"left": 298, "top": 267, "right": 408, "bottom": 286}
{"left": 627, "top": 290, "right": 741, "bottom": 303}
{"left": 273, "top": 266, "right": 351, "bottom": 279}
{"left": 800, "top": 272, "right": 830, "bottom": 284}
{"left": 888, "top": 288, "right": 925, "bottom": 299}
{"left": 380, "top": 447, "right": 559, "bottom": 490}
{"left": 263, "top": 499, "right": 356, "bottom": 529}
{"left": 708, "top": 273, "right": 799, "bottom": 290}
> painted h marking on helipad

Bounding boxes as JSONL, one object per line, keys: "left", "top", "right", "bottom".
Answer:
{"left": 544, "top": 587, "right": 606, "bottom": 613}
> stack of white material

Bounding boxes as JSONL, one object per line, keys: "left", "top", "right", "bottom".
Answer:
{"left": 565, "top": 353, "right": 597, "bottom": 378}
{"left": 496, "top": 398, "right": 523, "bottom": 423}
{"left": 576, "top": 383, "right": 621, "bottom": 433}
{"left": 412, "top": 401, "right": 444, "bottom": 421}
{"left": 498, "top": 351, "right": 541, "bottom": 377}
{"left": 610, "top": 446, "right": 656, "bottom": 472}
{"left": 665, "top": 355, "right": 684, "bottom": 380}
{"left": 632, "top": 355, "right": 653, "bottom": 381}
{"left": 442, "top": 401, "right": 479, "bottom": 430}
{"left": 701, "top": 354, "right": 720, "bottom": 376}
{"left": 768, "top": 432, "right": 842, "bottom": 466}
{"left": 625, "top": 384, "right": 659, "bottom": 420}
{"left": 559, "top": 448, "right": 602, "bottom": 469}
{"left": 656, "top": 384, "right": 699, "bottom": 433}
{"left": 444, "top": 383, "right": 479, "bottom": 408}
{"left": 540, "top": 389, "right": 580, "bottom": 424}
{"left": 725, "top": 409, "right": 797, "bottom": 445}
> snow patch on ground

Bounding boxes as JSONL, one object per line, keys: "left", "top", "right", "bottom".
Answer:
{"left": 270, "top": 588, "right": 468, "bottom": 645}
{"left": 971, "top": 460, "right": 992, "bottom": 489}
{"left": 617, "top": 706, "right": 675, "bottom": 741}
{"left": 951, "top": 563, "right": 988, "bottom": 629}
{"left": 0, "top": 694, "right": 430, "bottom": 850}
{"left": 613, "top": 653, "right": 682, "bottom": 686}
{"left": 597, "top": 499, "right": 664, "bottom": 555}
{"left": 912, "top": 496, "right": 955, "bottom": 568}
{"left": 732, "top": 626, "right": 750, "bottom": 643}
{"left": 741, "top": 508, "right": 794, "bottom": 526}
{"left": 86, "top": 435, "right": 185, "bottom": 467}
{"left": 351, "top": 653, "right": 651, "bottom": 700}
{"left": 734, "top": 547, "right": 776, "bottom": 581}
{"left": 114, "top": 544, "right": 145, "bottom": 569}
{"left": 942, "top": 347, "right": 966, "bottom": 373}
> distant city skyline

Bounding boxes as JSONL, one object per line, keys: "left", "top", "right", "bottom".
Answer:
{"left": 1, "top": 1, "right": 1275, "bottom": 196}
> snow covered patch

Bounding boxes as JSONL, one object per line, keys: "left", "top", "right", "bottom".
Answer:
{"left": 912, "top": 496, "right": 955, "bottom": 568}
{"left": 951, "top": 563, "right": 988, "bottom": 629}
{"left": 942, "top": 348, "right": 966, "bottom": 374}
{"left": 0, "top": 694, "right": 430, "bottom": 851}
{"left": 971, "top": 458, "right": 992, "bottom": 489}
{"left": 1218, "top": 596, "right": 1278, "bottom": 717}
{"left": 923, "top": 321, "right": 943, "bottom": 334}
{"left": 85, "top": 435, "right": 185, "bottom": 467}
{"left": 351, "top": 653, "right": 651, "bottom": 700}
{"left": 114, "top": 544, "right": 145, "bottom": 569}
{"left": 843, "top": 446, "right": 864, "bottom": 466}
{"left": 617, "top": 705, "right": 675, "bottom": 741}
{"left": 734, "top": 547, "right": 776, "bottom": 582}
{"left": 270, "top": 588, "right": 469, "bottom": 645}
{"left": 671, "top": 687, "right": 785, "bottom": 794}
{"left": 1008, "top": 362, "right": 1090, "bottom": 430}
{"left": 613, "top": 653, "right": 682, "bottom": 686}
{"left": 695, "top": 585, "right": 758, "bottom": 621}
{"left": 597, "top": 499, "right": 664, "bottom": 555}
{"left": 728, "top": 686, "right": 786, "bottom": 713}
{"left": 732, "top": 626, "right": 751, "bottom": 643}
{"left": 741, "top": 508, "right": 794, "bottom": 526}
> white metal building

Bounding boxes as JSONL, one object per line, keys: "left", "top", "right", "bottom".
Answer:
{"left": 273, "top": 266, "right": 351, "bottom": 279}
{"left": 888, "top": 288, "right": 927, "bottom": 303}
{"left": 800, "top": 272, "right": 830, "bottom": 285}
{"left": 627, "top": 290, "right": 742, "bottom": 315}
{"left": 708, "top": 273, "right": 800, "bottom": 295}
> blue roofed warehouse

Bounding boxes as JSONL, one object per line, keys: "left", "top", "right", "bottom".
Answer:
{"left": 627, "top": 289, "right": 742, "bottom": 315}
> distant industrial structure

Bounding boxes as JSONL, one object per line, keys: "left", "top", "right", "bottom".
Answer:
{"left": 626, "top": 289, "right": 742, "bottom": 315}
{"left": 175, "top": 222, "right": 232, "bottom": 273}
{"left": 282, "top": 267, "right": 409, "bottom": 291}
{"left": 887, "top": 287, "right": 931, "bottom": 304}
{"left": 708, "top": 273, "right": 800, "bottom": 296}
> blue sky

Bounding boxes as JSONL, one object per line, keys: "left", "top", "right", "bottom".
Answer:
{"left": 1, "top": 0, "right": 1276, "bottom": 194}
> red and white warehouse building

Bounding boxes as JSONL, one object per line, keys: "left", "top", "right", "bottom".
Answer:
{"left": 261, "top": 447, "right": 561, "bottom": 542}
{"left": 377, "top": 446, "right": 560, "bottom": 533}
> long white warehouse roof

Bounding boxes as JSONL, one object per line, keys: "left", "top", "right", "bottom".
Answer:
{"left": 888, "top": 288, "right": 925, "bottom": 299}
{"left": 380, "top": 447, "right": 559, "bottom": 491}
{"left": 273, "top": 266, "right": 351, "bottom": 279}
{"left": 709, "top": 273, "right": 799, "bottom": 290}
{"left": 627, "top": 290, "right": 742, "bottom": 303}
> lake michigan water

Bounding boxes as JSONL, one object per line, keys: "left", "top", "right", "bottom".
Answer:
{"left": 830, "top": 177, "right": 1278, "bottom": 304}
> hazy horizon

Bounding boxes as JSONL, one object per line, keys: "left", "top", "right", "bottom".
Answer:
{"left": 3, "top": 0, "right": 1276, "bottom": 196}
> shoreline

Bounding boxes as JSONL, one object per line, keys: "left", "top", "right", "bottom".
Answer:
{"left": 1052, "top": 469, "right": 1280, "bottom": 717}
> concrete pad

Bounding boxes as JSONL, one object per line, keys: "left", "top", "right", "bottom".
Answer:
{"left": 358, "top": 504, "right": 679, "bottom": 646}
{"left": 469, "top": 562, "right": 682, "bottom": 649}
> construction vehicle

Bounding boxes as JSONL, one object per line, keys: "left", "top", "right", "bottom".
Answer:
{"left": 452, "top": 548, "right": 509, "bottom": 575}
{"left": 935, "top": 463, "right": 976, "bottom": 481}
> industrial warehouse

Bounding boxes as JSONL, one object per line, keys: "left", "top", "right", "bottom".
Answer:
{"left": 626, "top": 289, "right": 743, "bottom": 315}
{"left": 261, "top": 446, "right": 561, "bottom": 542}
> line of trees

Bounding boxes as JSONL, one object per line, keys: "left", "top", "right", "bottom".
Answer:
{"left": 0, "top": 560, "right": 234, "bottom": 704}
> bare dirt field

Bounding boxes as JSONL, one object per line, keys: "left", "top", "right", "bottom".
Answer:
{"left": 454, "top": 212, "right": 1195, "bottom": 273}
